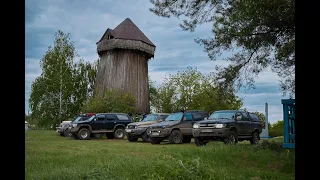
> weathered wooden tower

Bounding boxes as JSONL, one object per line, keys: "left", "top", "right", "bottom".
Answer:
{"left": 95, "top": 18, "right": 156, "bottom": 114}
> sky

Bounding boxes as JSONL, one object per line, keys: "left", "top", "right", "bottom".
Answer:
{"left": 25, "top": 0, "right": 293, "bottom": 124}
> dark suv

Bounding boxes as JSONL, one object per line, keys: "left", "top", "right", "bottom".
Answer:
{"left": 70, "top": 113, "right": 133, "bottom": 140}
{"left": 147, "top": 110, "right": 209, "bottom": 144}
{"left": 126, "top": 113, "right": 170, "bottom": 142}
{"left": 192, "top": 110, "right": 262, "bottom": 146}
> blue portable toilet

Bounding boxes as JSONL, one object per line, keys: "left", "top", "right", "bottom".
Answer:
{"left": 281, "top": 99, "right": 295, "bottom": 149}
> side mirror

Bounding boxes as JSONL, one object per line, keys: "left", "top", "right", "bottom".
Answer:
{"left": 204, "top": 117, "right": 207, "bottom": 120}
{"left": 236, "top": 116, "right": 242, "bottom": 121}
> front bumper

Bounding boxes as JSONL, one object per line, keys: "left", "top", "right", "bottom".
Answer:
{"left": 125, "top": 127, "right": 147, "bottom": 137}
{"left": 192, "top": 128, "right": 230, "bottom": 138}
{"left": 148, "top": 128, "right": 171, "bottom": 138}
{"left": 56, "top": 127, "right": 62, "bottom": 133}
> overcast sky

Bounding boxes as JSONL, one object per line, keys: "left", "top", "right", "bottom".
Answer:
{"left": 25, "top": 0, "right": 292, "bottom": 124}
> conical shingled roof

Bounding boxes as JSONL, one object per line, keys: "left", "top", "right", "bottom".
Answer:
{"left": 98, "top": 18, "right": 155, "bottom": 47}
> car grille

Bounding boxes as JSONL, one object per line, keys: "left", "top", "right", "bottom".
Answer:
{"left": 150, "top": 126, "right": 162, "bottom": 129}
{"left": 199, "top": 124, "right": 216, "bottom": 128}
{"left": 127, "top": 125, "right": 136, "bottom": 129}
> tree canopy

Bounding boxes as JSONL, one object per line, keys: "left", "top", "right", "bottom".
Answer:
{"left": 29, "top": 30, "right": 97, "bottom": 128}
{"left": 150, "top": 0, "right": 295, "bottom": 96}
{"left": 150, "top": 67, "right": 243, "bottom": 114}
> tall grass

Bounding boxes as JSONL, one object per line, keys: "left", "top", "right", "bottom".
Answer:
{"left": 25, "top": 130, "right": 294, "bottom": 180}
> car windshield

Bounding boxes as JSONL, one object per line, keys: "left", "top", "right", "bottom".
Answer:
{"left": 165, "top": 112, "right": 183, "bottom": 121}
{"left": 208, "top": 112, "right": 235, "bottom": 120}
{"left": 142, "top": 114, "right": 158, "bottom": 121}
{"left": 86, "top": 115, "right": 96, "bottom": 122}
{"left": 72, "top": 116, "right": 82, "bottom": 123}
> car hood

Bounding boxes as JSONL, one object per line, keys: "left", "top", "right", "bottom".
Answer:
{"left": 196, "top": 119, "right": 235, "bottom": 124}
{"left": 72, "top": 119, "right": 92, "bottom": 124}
{"left": 149, "top": 120, "right": 180, "bottom": 128}
{"left": 59, "top": 121, "right": 72, "bottom": 126}
{"left": 128, "top": 121, "right": 159, "bottom": 127}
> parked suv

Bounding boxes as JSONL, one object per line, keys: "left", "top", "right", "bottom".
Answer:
{"left": 125, "top": 113, "right": 170, "bottom": 142}
{"left": 148, "top": 110, "right": 209, "bottom": 144}
{"left": 56, "top": 113, "right": 94, "bottom": 137}
{"left": 192, "top": 110, "right": 262, "bottom": 146}
{"left": 69, "top": 113, "right": 133, "bottom": 140}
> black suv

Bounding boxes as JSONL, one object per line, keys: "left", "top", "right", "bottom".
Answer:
{"left": 70, "top": 113, "right": 133, "bottom": 140}
{"left": 192, "top": 110, "right": 262, "bottom": 146}
{"left": 147, "top": 110, "right": 209, "bottom": 144}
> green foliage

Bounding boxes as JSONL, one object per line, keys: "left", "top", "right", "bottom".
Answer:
{"left": 150, "top": 0, "right": 295, "bottom": 97}
{"left": 25, "top": 131, "right": 295, "bottom": 180}
{"left": 29, "top": 30, "right": 97, "bottom": 128}
{"left": 269, "top": 120, "right": 284, "bottom": 137}
{"left": 81, "top": 89, "right": 136, "bottom": 114}
{"left": 150, "top": 67, "right": 242, "bottom": 114}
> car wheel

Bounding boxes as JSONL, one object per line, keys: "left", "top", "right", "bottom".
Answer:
{"left": 141, "top": 131, "right": 150, "bottom": 142}
{"left": 168, "top": 130, "right": 182, "bottom": 144}
{"left": 150, "top": 138, "right": 161, "bottom": 144}
{"left": 250, "top": 131, "right": 260, "bottom": 145}
{"left": 128, "top": 136, "right": 138, "bottom": 142}
{"left": 223, "top": 131, "right": 237, "bottom": 145}
{"left": 77, "top": 128, "right": 91, "bottom": 140}
{"left": 64, "top": 129, "right": 72, "bottom": 137}
{"left": 114, "top": 128, "right": 126, "bottom": 139}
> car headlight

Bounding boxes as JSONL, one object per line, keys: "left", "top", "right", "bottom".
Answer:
{"left": 193, "top": 124, "right": 200, "bottom": 128}
{"left": 216, "top": 124, "right": 227, "bottom": 128}
{"left": 72, "top": 124, "right": 77, "bottom": 127}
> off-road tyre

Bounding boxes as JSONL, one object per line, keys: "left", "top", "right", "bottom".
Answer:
{"left": 141, "top": 131, "right": 150, "bottom": 142}
{"left": 77, "top": 128, "right": 91, "bottom": 140}
{"left": 250, "top": 131, "right": 260, "bottom": 145}
{"left": 223, "top": 131, "right": 237, "bottom": 145}
{"left": 114, "top": 128, "right": 126, "bottom": 139}
{"left": 168, "top": 130, "right": 183, "bottom": 144}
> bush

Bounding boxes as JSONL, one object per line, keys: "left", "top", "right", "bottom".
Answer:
{"left": 81, "top": 89, "right": 136, "bottom": 114}
{"left": 269, "top": 120, "right": 284, "bottom": 137}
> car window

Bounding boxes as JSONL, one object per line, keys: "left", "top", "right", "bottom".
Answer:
{"left": 116, "top": 114, "right": 129, "bottom": 120}
{"left": 183, "top": 113, "right": 193, "bottom": 121}
{"left": 249, "top": 113, "right": 261, "bottom": 122}
{"left": 241, "top": 112, "right": 250, "bottom": 121}
{"left": 159, "top": 115, "right": 168, "bottom": 120}
{"left": 106, "top": 114, "right": 116, "bottom": 121}
{"left": 192, "top": 113, "right": 202, "bottom": 121}
{"left": 96, "top": 115, "right": 105, "bottom": 121}
{"left": 235, "top": 112, "right": 242, "bottom": 120}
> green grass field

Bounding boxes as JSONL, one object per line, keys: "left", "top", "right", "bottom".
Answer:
{"left": 25, "top": 130, "right": 295, "bottom": 180}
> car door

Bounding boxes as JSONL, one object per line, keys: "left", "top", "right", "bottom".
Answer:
{"left": 235, "top": 112, "right": 246, "bottom": 135}
{"left": 105, "top": 114, "right": 118, "bottom": 130}
{"left": 241, "top": 112, "right": 252, "bottom": 135}
{"left": 179, "top": 112, "right": 194, "bottom": 135}
{"left": 91, "top": 114, "right": 107, "bottom": 130}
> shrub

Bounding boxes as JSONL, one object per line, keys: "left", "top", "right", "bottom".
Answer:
{"left": 269, "top": 120, "right": 284, "bottom": 137}
{"left": 81, "top": 89, "right": 136, "bottom": 114}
